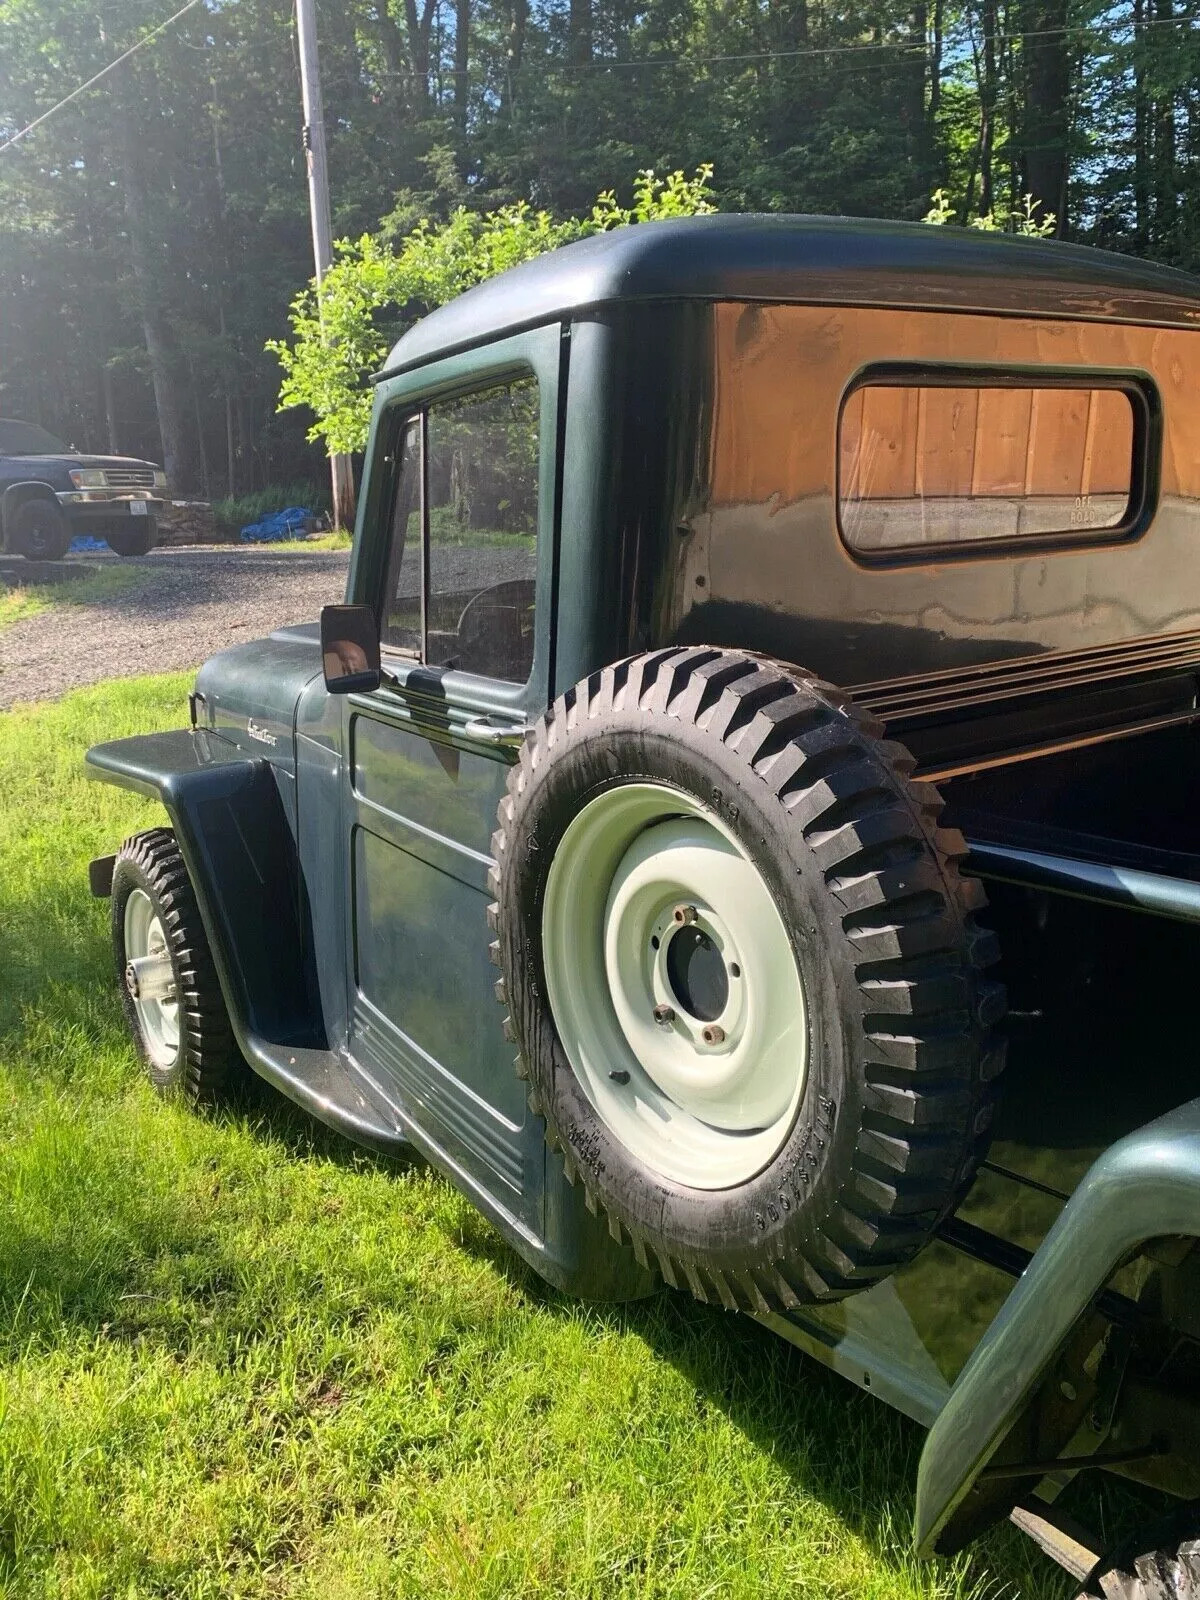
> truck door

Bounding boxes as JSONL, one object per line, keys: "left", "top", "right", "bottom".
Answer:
{"left": 341, "top": 329, "right": 560, "bottom": 1233}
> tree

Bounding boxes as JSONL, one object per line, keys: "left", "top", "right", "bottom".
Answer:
{"left": 268, "top": 164, "right": 715, "bottom": 455}
{"left": 3, "top": 0, "right": 1199, "bottom": 504}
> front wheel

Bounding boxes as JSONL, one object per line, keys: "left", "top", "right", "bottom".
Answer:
{"left": 105, "top": 517, "right": 157, "bottom": 557}
{"left": 8, "top": 497, "right": 70, "bottom": 560}
{"left": 111, "top": 828, "right": 245, "bottom": 1103}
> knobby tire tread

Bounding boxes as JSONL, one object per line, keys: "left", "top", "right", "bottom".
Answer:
{"left": 113, "top": 827, "right": 243, "bottom": 1105}
{"left": 488, "top": 647, "right": 1005, "bottom": 1312}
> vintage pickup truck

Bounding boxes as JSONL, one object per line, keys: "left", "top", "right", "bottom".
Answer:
{"left": 85, "top": 216, "right": 1200, "bottom": 1594}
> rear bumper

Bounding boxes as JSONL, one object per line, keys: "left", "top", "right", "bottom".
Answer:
{"left": 916, "top": 1095, "right": 1200, "bottom": 1554}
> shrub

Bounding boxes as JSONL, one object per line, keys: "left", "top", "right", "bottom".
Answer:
{"left": 269, "top": 165, "right": 716, "bottom": 457}
{"left": 212, "top": 482, "right": 331, "bottom": 537}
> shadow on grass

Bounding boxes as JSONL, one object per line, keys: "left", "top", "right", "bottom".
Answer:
{"left": 204, "top": 1085, "right": 1086, "bottom": 1594}
{"left": 0, "top": 831, "right": 1166, "bottom": 1597}
{"left": 0, "top": 1045, "right": 1144, "bottom": 1599}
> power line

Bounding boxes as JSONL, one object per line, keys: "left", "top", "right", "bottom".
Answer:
{"left": 0, "top": 0, "right": 207, "bottom": 155}
{"left": 539, "top": 10, "right": 1200, "bottom": 72}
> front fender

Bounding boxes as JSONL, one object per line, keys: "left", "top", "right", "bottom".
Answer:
{"left": 916, "top": 1096, "right": 1200, "bottom": 1555}
{"left": 86, "top": 729, "right": 324, "bottom": 1050}
{"left": 2, "top": 478, "right": 59, "bottom": 541}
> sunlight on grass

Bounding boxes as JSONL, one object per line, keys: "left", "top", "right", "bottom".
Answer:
{"left": 0, "top": 676, "right": 1071, "bottom": 1599}
{"left": 258, "top": 530, "right": 354, "bottom": 553}
{"left": 0, "top": 566, "right": 142, "bottom": 635}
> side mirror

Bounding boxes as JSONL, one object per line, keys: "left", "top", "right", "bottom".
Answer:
{"left": 320, "top": 604, "right": 381, "bottom": 695}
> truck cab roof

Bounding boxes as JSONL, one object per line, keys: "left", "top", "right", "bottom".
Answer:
{"left": 381, "top": 213, "right": 1200, "bottom": 377}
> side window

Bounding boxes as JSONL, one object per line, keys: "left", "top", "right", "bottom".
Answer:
{"left": 425, "top": 376, "right": 539, "bottom": 682}
{"left": 382, "top": 417, "right": 422, "bottom": 653}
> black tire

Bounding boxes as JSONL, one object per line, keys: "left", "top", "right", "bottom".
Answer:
{"left": 488, "top": 647, "right": 1005, "bottom": 1313}
{"left": 1080, "top": 1503, "right": 1200, "bottom": 1599}
{"left": 111, "top": 827, "right": 245, "bottom": 1104}
{"left": 104, "top": 517, "right": 157, "bottom": 557}
{"left": 8, "top": 496, "right": 70, "bottom": 560}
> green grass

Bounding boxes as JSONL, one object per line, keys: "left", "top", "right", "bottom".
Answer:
{"left": 265, "top": 529, "right": 354, "bottom": 553}
{"left": 0, "top": 677, "right": 1075, "bottom": 1600}
{"left": 0, "top": 566, "right": 141, "bottom": 634}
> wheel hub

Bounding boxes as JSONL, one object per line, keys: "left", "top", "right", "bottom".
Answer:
{"left": 665, "top": 922, "right": 728, "bottom": 1022}
{"left": 541, "top": 782, "right": 808, "bottom": 1190}
{"left": 123, "top": 888, "right": 180, "bottom": 1070}
{"left": 125, "top": 953, "right": 176, "bottom": 1003}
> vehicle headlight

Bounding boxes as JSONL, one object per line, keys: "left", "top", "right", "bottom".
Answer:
{"left": 153, "top": 470, "right": 168, "bottom": 490}
{"left": 69, "top": 468, "right": 107, "bottom": 488}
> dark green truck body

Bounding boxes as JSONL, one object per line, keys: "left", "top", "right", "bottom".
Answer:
{"left": 87, "top": 217, "right": 1200, "bottom": 1574}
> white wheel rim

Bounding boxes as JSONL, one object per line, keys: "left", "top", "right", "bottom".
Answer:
{"left": 541, "top": 782, "right": 808, "bottom": 1190}
{"left": 124, "top": 888, "right": 180, "bottom": 1070}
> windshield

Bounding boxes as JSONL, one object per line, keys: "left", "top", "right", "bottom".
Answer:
{"left": 0, "top": 419, "right": 70, "bottom": 455}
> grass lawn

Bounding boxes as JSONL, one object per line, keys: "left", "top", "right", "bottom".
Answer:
{"left": 0, "top": 567, "right": 141, "bottom": 634}
{"left": 262, "top": 530, "right": 355, "bottom": 553}
{"left": 0, "top": 676, "right": 1075, "bottom": 1599}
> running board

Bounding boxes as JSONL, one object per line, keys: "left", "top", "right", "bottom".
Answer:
{"left": 964, "top": 838, "right": 1200, "bottom": 925}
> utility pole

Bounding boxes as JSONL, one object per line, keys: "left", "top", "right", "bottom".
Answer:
{"left": 295, "top": 0, "right": 356, "bottom": 530}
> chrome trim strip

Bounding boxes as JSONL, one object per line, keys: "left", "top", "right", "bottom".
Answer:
{"left": 856, "top": 631, "right": 1200, "bottom": 724}
{"left": 920, "top": 709, "right": 1198, "bottom": 781}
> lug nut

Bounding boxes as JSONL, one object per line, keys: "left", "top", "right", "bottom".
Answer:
{"left": 701, "top": 1024, "right": 726, "bottom": 1046}
{"left": 672, "top": 903, "right": 698, "bottom": 925}
{"left": 653, "top": 1004, "right": 676, "bottom": 1026}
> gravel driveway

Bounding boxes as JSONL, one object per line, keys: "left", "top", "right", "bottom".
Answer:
{"left": 0, "top": 546, "right": 351, "bottom": 710}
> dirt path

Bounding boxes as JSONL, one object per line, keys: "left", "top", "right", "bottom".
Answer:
{"left": 0, "top": 546, "right": 351, "bottom": 710}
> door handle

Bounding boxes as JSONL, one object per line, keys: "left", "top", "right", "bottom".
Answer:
{"left": 462, "top": 715, "right": 529, "bottom": 748}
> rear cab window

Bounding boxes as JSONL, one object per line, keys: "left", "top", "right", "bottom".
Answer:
{"left": 838, "top": 376, "right": 1142, "bottom": 558}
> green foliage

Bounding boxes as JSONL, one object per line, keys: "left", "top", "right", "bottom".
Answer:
{"left": 211, "top": 482, "right": 332, "bottom": 538}
{"left": 923, "top": 189, "right": 1058, "bottom": 238}
{"left": 0, "top": 566, "right": 141, "bottom": 634}
{"left": 269, "top": 166, "right": 715, "bottom": 457}
{"left": 4, "top": 0, "right": 1200, "bottom": 498}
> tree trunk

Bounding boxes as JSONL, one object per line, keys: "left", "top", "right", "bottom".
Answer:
{"left": 1152, "top": 0, "right": 1177, "bottom": 245}
{"left": 402, "top": 0, "right": 437, "bottom": 113}
{"left": 455, "top": 0, "right": 470, "bottom": 133}
{"left": 1133, "top": 0, "right": 1150, "bottom": 243}
{"left": 929, "top": 0, "right": 943, "bottom": 124}
{"left": 373, "top": 0, "right": 409, "bottom": 98}
{"left": 189, "top": 356, "right": 211, "bottom": 500}
{"left": 1020, "top": 0, "right": 1071, "bottom": 232}
{"left": 568, "top": 0, "right": 591, "bottom": 64}
{"left": 119, "top": 89, "right": 194, "bottom": 491}
{"left": 503, "top": 0, "right": 527, "bottom": 111}
{"left": 979, "top": 0, "right": 998, "bottom": 215}
{"left": 102, "top": 363, "right": 119, "bottom": 454}
{"left": 212, "top": 92, "right": 238, "bottom": 499}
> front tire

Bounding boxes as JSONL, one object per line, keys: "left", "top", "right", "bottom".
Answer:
{"left": 105, "top": 518, "right": 157, "bottom": 557}
{"left": 489, "top": 647, "right": 1005, "bottom": 1313}
{"left": 111, "top": 828, "right": 245, "bottom": 1103}
{"left": 9, "top": 497, "right": 70, "bottom": 560}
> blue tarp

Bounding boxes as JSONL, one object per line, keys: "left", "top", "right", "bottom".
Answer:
{"left": 69, "top": 535, "right": 110, "bottom": 552}
{"left": 239, "top": 508, "right": 313, "bottom": 542}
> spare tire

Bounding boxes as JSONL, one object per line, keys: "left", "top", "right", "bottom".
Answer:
{"left": 488, "top": 647, "right": 1005, "bottom": 1312}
